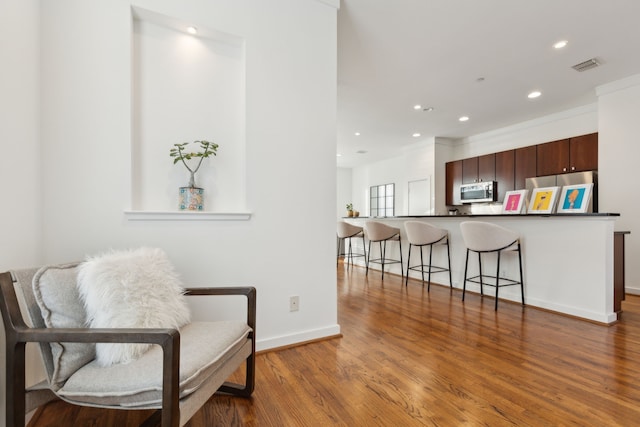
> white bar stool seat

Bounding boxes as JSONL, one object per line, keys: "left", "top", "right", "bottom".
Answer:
{"left": 404, "top": 221, "right": 452, "bottom": 290}
{"left": 364, "top": 221, "right": 403, "bottom": 280}
{"left": 337, "top": 221, "right": 366, "bottom": 269}
{"left": 460, "top": 221, "right": 525, "bottom": 310}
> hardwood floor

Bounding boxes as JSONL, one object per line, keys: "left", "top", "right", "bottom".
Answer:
{"left": 29, "top": 264, "right": 640, "bottom": 426}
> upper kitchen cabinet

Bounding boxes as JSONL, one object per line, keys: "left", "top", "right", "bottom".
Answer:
{"left": 514, "top": 145, "right": 537, "bottom": 190}
{"left": 495, "top": 150, "right": 515, "bottom": 202}
{"left": 446, "top": 160, "right": 463, "bottom": 206}
{"left": 569, "top": 133, "right": 598, "bottom": 172}
{"left": 462, "top": 154, "right": 495, "bottom": 184}
{"left": 536, "top": 133, "right": 598, "bottom": 176}
{"left": 536, "top": 138, "right": 570, "bottom": 176}
{"left": 462, "top": 157, "right": 478, "bottom": 184}
{"left": 478, "top": 154, "right": 496, "bottom": 182}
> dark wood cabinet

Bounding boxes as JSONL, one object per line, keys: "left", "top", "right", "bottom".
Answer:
{"left": 536, "top": 138, "right": 570, "bottom": 176}
{"left": 570, "top": 133, "right": 598, "bottom": 172}
{"left": 444, "top": 132, "right": 596, "bottom": 205}
{"left": 462, "top": 154, "right": 495, "bottom": 184}
{"left": 462, "top": 157, "right": 478, "bottom": 184}
{"left": 445, "top": 160, "right": 463, "bottom": 206}
{"left": 536, "top": 133, "right": 598, "bottom": 176}
{"left": 478, "top": 154, "right": 496, "bottom": 182}
{"left": 495, "top": 150, "right": 514, "bottom": 202}
{"left": 515, "top": 145, "right": 537, "bottom": 190}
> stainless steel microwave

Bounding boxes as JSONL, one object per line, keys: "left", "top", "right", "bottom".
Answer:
{"left": 460, "top": 181, "right": 497, "bottom": 203}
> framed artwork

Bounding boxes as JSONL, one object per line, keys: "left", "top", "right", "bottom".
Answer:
{"left": 528, "top": 186, "right": 560, "bottom": 214}
{"left": 502, "top": 190, "right": 528, "bottom": 214}
{"left": 557, "top": 183, "right": 593, "bottom": 213}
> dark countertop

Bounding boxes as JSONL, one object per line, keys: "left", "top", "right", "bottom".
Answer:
{"left": 344, "top": 213, "right": 620, "bottom": 219}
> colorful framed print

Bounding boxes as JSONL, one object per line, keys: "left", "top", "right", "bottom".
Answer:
{"left": 557, "top": 183, "right": 593, "bottom": 213}
{"left": 502, "top": 190, "right": 528, "bottom": 214}
{"left": 528, "top": 186, "right": 560, "bottom": 214}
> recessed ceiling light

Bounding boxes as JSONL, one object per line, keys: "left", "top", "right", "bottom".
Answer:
{"left": 413, "top": 104, "right": 422, "bottom": 110}
{"left": 187, "top": 26, "right": 198, "bottom": 34}
{"left": 354, "top": 132, "right": 361, "bottom": 136}
{"left": 356, "top": 150, "right": 367, "bottom": 154}
{"left": 336, "top": 153, "right": 342, "bottom": 157}
{"left": 423, "top": 107, "right": 434, "bottom": 112}
{"left": 553, "top": 40, "right": 568, "bottom": 49}
{"left": 459, "top": 116, "right": 469, "bottom": 122}
{"left": 528, "top": 91, "right": 542, "bottom": 99}
{"left": 412, "top": 133, "right": 421, "bottom": 138}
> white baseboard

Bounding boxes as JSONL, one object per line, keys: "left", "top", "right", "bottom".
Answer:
{"left": 256, "top": 324, "right": 341, "bottom": 352}
{"left": 626, "top": 286, "right": 640, "bottom": 296}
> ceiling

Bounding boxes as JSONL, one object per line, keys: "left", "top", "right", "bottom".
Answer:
{"left": 336, "top": 0, "right": 640, "bottom": 167}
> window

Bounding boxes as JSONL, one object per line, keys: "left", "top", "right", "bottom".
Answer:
{"left": 370, "top": 183, "right": 395, "bottom": 217}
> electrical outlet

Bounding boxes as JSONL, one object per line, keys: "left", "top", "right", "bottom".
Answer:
{"left": 289, "top": 296, "right": 300, "bottom": 312}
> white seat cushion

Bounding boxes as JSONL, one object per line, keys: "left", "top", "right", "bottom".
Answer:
{"left": 58, "top": 321, "right": 251, "bottom": 408}
{"left": 404, "top": 221, "right": 448, "bottom": 246}
{"left": 337, "top": 221, "right": 363, "bottom": 239}
{"left": 460, "top": 221, "right": 520, "bottom": 252}
{"left": 364, "top": 221, "right": 400, "bottom": 242}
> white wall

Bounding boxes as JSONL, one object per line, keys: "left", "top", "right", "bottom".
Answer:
{"left": 337, "top": 167, "right": 352, "bottom": 217}
{"left": 0, "top": 2, "right": 41, "bottom": 270}
{"left": 37, "top": 0, "right": 339, "bottom": 349}
{"left": 351, "top": 138, "right": 442, "bottom": 217}
{"left": 0, "top": 0, "right": 43, "bottom": 422}
{"left": 597, "top": 74, "right": 640, "bottom": 294}
{"left": 0, "top": 6, "right": 338, "bottom": 420}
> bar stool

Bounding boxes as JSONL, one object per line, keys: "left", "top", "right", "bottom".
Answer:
{"left": 364, "top": 221, "right": 403, "bottom": 280}
{"left": 337, "top": 221, "right": 366, "bottom": 269}
{"left": 460, "top": 221, "right": 525, "bottom": 310}
{"left": 404, "top": 221, "right": 452, "bottom": 290}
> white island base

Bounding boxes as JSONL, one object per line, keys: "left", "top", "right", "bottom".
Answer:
{"left": 344, "top": 214, "right": 619, "bottom": 324}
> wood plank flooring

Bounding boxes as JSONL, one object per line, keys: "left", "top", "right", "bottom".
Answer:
{"left": 29, "top": 264, "right": 640, "bottom": 426}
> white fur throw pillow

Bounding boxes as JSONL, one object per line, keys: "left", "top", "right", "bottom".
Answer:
{"left": 77, "top": 247, "right": 191, "bottom": 366}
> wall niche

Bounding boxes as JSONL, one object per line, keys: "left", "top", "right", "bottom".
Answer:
{"left": 131, "top": 7, "right": 246, "bottom": 213}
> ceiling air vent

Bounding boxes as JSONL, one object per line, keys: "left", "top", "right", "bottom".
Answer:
{"left": 572, "top": 58, "right": 600, "bottom": 72}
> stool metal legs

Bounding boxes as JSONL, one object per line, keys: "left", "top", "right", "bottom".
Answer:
{"left": 337, "top": 234, "right": 366, "bottom": 269}
{"left": 462, "top": 244, "right": 524, "bottom": 310}
{"left": 405, "top": 238, "right": 452, "bottom": 290}
{"left": 366, "top": 238, "right": 403, "bottom": 280}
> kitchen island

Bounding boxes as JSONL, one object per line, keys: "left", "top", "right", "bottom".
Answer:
{"left": 343, "top": 214, "right": 620, "bottom": 324}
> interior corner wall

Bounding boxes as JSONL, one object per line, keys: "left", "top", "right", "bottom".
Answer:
{"left": 352, "top": 156, "right": 407, "bottom": 216}
{"left": 37, "top": 0, "right": 339, "bottom": 352}
{"left": 597, "top": 75, "right": 640, "bottom": 295}
{"left": 351, "top": 139, "right": 445, "bottom": 217}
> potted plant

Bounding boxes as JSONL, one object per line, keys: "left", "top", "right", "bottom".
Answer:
{"left": 346, "top": 203, "right": 354, "bottom": 217}
{"left": 169, "top": 140, "right": 219, "bottom": 210}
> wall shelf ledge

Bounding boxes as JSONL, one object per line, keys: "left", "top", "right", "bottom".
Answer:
{"left": 124, "top": 210, "right": 252, "bottom": 221}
